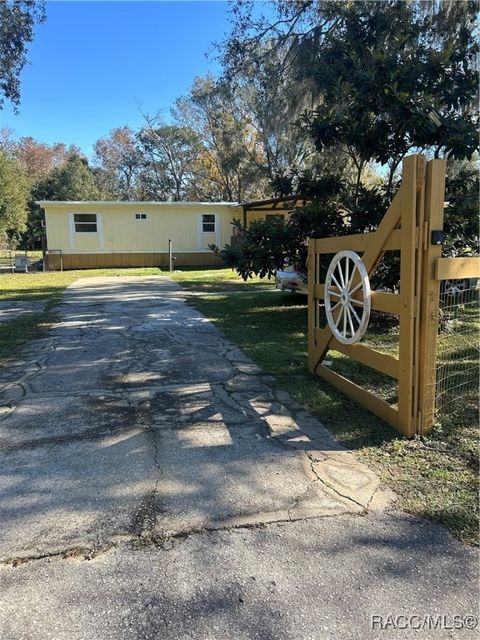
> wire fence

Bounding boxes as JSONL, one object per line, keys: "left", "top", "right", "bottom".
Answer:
{"left": 435, "top": 282, "right": 479, "bottom": 419}
{"left": 0, "top": 250, "right": 14, "bottom": 273}
{"left": 0, "top": 250, "right": 45, "bottom": 274}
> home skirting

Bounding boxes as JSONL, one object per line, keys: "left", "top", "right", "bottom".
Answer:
{"left": 47, "top": 252, "right": 222, "bottom": 270}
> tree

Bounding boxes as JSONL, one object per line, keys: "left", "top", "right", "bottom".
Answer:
{"left": 443, "top": 156, "right": 479, "bottom": 256}
{"left": 215, "top": 0, "right": 479, "bottom": 282}
{"left": 14, "top": 136, "right": 78, "bottom": 185}
{"left": 0, "top": 0, "right": 46, "bottom": 111}
{"left": 42, "top": 154, "right": 101, "bottom": 201}
{"left": 174, "top": 76, "right": 265, "bottom": 201}
{"left": 212, "top": 216, "right": 301, "bottom": 280}
{"left": 23, "top": 154, "right": 101, "bottom": 248}
{"left": 230, "top": 42, "right": 318, "bottom": 186}
{"left": 222, "top": 1, "right": 478, "bottom": 194}
{"left": 295, "top": 1, "right": 479, "bottom": 197}
{"left": 0, "top": 127, "right": 18, "bottom": 155}
{"left": 0, "top": 150, "right": 29, "bottom": 245}
{"left": 93, "top": 126, "right": 144, "bottom": 200}
{"left": 137, "top": 120, "right": 202, "bottom": 201}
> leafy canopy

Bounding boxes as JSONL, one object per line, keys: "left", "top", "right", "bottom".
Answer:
{"left": 215, "top": 0, "right": 479, "bottom": 282}
{"left": 0, "top": 1, "right": 46, "bottom": 111}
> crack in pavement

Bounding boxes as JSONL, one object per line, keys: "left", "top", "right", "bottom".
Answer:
{"left": 306, "top": 454, "right": 367, "bottom": 511}
{"left": 1, "top": 510, "right": 371, "bottom": 569}
{"left": 130, "top": 419, "right": 163, "bottom": 539}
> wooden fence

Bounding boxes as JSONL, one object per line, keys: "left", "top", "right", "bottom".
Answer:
{"left": 308, "top": 154, "right": 479, "bottom": 437}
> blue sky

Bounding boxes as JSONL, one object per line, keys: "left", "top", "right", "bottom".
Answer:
{"left": 0, "top": 1, "right": 236, "bottom": 158}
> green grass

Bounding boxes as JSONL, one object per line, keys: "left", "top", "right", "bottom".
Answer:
{"left": 165, "top": 266, "right": 270, "bottom": 292}
{"left": 170, "top": 269, "right": 479, "bottom": 546}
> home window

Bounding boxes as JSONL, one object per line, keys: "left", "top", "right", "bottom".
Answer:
{"left": 202, "top": 214, "right": 215, "bottom": 232}
{"left": 74, "top": 213, "right": 97, "bottom": 232}
{"left": 135, "top": 213, "right": 147, "bottom": 220}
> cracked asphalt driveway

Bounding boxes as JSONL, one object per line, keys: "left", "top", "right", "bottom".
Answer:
{"left": 0, "top": 276, "right": 391, "bottom": 559}
{"left": 0, "top": 276, "right": 477, "bottom": 640}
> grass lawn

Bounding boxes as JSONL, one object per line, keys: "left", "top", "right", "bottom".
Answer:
{"left": 0, "top": 266, "right": 478, "bottom": 544}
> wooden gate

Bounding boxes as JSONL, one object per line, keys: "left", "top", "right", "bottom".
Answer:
{"left": 307, "top": 154, "right": 454, "bottom": 437}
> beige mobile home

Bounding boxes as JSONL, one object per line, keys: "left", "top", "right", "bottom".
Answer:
{"left": 37, "top": 201, "right": 242, "bottom": 270}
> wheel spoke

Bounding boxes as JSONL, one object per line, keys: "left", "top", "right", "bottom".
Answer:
{"left": 331, "top": 300, "right": 342, "bottom": 311}
{"left": 336, "top": 263, "right": 345, "bottom": 288}
{"left": 328, "top": 290, "right": 341, "bottom": 298}
{"left": 350, "top": 298, "right": 364, "bottom": 307}
{"left": 343, "top": 306, "right": 347, "bottom": 336}
{"left": 348, "top": 302, "right": 362, "bottom": 325}
{"left": 346, "top": 306, "right": 355, "bottom": 336}
{"left": 349, "top": 280, "right": 363, "bottom": 296}
{"left": 346, "top": 263, "right": 357, "bottom": 292}
{"left": 331, "top": 274, "right": 343, "bottom": 291}
{"left": 335, "top": 306, "right": 344, "bottom": 328}
{"left": 345, "top": 257, "right": 350, "bottom": 291}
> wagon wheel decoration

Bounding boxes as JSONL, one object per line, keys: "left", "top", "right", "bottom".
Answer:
{"left": 324, "top": 250, "right": 371, "bottom": 345}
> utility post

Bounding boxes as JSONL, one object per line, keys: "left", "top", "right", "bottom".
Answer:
{"left": 168, "top": 239, "right": 173, "bottom": 272}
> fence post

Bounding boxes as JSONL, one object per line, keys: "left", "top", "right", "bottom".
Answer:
{"left": 416, "top": 159, "right": 446, "bottom": 434}
{"left": 397, "top": 155, "right": 425, "bottom": 437}
{"left": 307, "top": 239, "right": 316, "bottom": 372}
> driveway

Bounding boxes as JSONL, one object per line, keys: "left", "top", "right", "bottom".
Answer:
{"left": 0, "top": 276, "right": 477, "bottom": 640}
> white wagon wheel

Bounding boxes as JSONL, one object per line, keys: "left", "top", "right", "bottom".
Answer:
{"left": 442, "top": 278, "right": 469, "bottom": 297}
{"left": 324, "top": 250, "right": 371, "bottom": 345}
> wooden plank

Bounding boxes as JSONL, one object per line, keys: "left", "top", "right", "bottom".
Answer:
{"left": 436, "top": 257, "right": 480, "bottom": 281}
{"left": 315, "top": 330, "right": 399, "bottom": 379}
{"left": 412, "top": 155, "right": 427, "bottom": 428}
{"left": 314, "top": 229, "right": 402, "bottom": 254}
{"left": 361, "top": 188, "right": 403, "bottom": 274}
{"left": 370, "top": 291, "right": 401, "bottom": 315}
{"left": 315, "top": 285, "right": 400, "bottom": 315}
{"left": 397, "top": 154, "right": 424, "bottom": 438}
{"left": 315, "top": 364, "right": 399, "bottom": 430}
{"left": 417, "top": 159, "right": 446, "bottom": 434}
{"left": 307, "top": 239, "right": 317, "bottom": 372}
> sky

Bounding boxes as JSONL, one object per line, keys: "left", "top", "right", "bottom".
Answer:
{"left": 0, "top": 1, "right": 236, "bottom": 158}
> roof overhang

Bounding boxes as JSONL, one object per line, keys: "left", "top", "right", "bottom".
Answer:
{"left": 242, "top": 194, "right": 309, "bottom": 213}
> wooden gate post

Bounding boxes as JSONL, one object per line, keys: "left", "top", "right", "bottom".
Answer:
{"left": 416, "top": 159, "right": 446, "bottom": 434}
{"left": 397, "top": 155, "right": 426, "bottom": 437}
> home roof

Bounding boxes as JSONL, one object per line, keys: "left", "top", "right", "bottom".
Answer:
{"left": 36, "top": 200, "right": 240, "bottom": 208}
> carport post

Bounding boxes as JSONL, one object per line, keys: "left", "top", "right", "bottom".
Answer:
{"left": 168, "top": 239, "right": 173, "bottom": 272}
